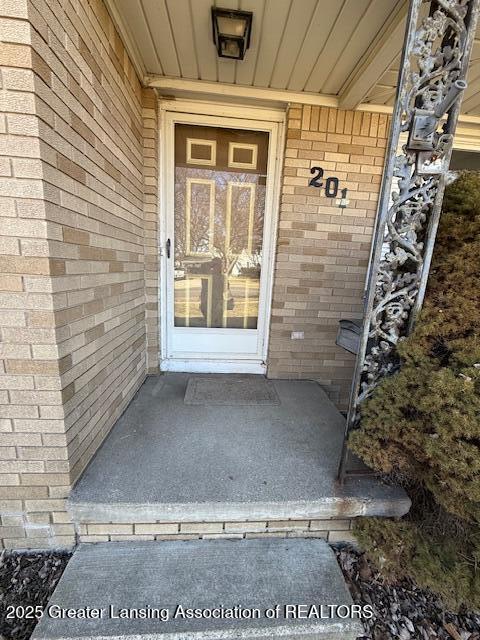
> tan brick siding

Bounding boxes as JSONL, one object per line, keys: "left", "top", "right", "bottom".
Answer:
{"left": 142, "top": 89, "right": 159, "bottom": 373}
{"left": 75, "top": 518, "right": 356, "bottom": 545}
{"left": 0, "top": 0, "right": 157, "bottom": 549}
{"left": 268, "top": 104, "right": 390, "bottom": 408}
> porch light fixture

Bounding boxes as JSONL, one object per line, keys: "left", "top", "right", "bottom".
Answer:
{"left": 211, "top": 7, "right": 252, "bottom": 60}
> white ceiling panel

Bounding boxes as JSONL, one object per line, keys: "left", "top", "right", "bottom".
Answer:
{"left": 108, "top": 0, "right": 480, "bottom": 115}
{"left": 283, "top": 0, "right": 339, "bottom": 92}
{"left": 269, "top": 0, "right": 318, "bottom": 90}
{"left": 190, "top": 0, "right": 218, "bottom": 81}
{"left": 165, "top": 0, "right": 199, "bottom": 79}
{"left": 115, "top": 0, "right": 163, "bottom": 74}
{"left": 251, "top": 0, "right": 291, "bottom": 88}
{"left": 320, "top": 0, "right": 399, "bottom": 94}
{"left": 304, "top": 0, "right": 371, "bottom": 93}
{"left": 142, "top": 0, "right": 180, "bottom": 77}
{"left": 235, "top": 0, "right": 266, "bottom": 85}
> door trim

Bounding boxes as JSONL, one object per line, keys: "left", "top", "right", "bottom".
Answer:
{"left": 161, "top": 359, "right": 267, "bottom": 374}
{"left": 158, "top": 99, "right": 285, "bottom": 373}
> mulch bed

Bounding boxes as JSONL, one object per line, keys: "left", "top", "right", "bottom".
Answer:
{"left": 335, "top": 546, "right": 480, "bottom": 640}
{"left": 0, "top": 549, "right": 71, "bottom": 640}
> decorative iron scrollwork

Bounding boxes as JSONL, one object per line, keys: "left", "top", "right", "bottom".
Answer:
{"left": 338, "top": 0, "right": 479, "bottom": 479}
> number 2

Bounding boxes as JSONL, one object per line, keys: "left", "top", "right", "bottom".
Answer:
{"left": 309, "top": 166, "right": 324, "bottom": 188}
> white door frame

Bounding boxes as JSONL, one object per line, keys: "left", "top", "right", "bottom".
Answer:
{"left": 158, "top": 99, "right": 285, "bottom": 374}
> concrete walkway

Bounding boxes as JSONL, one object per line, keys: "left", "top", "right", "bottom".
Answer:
{"left": 32, "top": 538, "right": 363, "bottom": 640}
{"left": 69, "top": 374, "right": 409, "bottom": 523}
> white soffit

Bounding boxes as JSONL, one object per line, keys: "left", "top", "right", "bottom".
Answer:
{"left": 106, "top": 0, "right": 480, "bottom": 119}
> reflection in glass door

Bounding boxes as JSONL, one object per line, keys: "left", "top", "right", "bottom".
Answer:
{"left": 173, "top": 124, "right": 268, "bottom": 333}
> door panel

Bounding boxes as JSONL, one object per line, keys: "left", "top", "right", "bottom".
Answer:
{"left": 170, "top": 124, "right": 269, "bottom": 358}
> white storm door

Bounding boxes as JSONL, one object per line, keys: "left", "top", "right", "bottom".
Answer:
{"left": 163, "top": 113, "right": 279, "bottom": 370}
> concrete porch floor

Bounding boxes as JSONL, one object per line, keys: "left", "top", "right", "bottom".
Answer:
{"left": 69, "top": 374, "right": 410, "bottom": 523}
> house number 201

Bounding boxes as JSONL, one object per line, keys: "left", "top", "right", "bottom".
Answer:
{"left": 309, "top": 166, "right": 339, "bottom": 197}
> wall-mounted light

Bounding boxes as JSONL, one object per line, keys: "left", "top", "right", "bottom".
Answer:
{"left": 211, "top": 7, "right": 253, "bottom": 60}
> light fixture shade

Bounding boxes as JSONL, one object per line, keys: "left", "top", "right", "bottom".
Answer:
{"left": 211, "top": 7, "right": 253, "bottom": 60}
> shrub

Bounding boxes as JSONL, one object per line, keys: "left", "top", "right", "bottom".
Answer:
{"left": 349, "top": 172, "right": 480, "bottom": 610}
{"left": 354, "top": 517, "right": 480, "bottom": 611}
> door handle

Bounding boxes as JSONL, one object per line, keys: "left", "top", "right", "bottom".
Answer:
{"left": 166, "top": 238, "right": 171, "bottom": 259}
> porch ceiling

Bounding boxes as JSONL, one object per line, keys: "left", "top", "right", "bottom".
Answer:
{"left": 107, "top": 0, "right": 480, "bottom": 116}
{"left": 364, "top": 41, "right": 480, "bottom": 116}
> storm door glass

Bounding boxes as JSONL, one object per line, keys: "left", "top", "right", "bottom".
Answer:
{"left": 174, "top": 124, "right": 268, "bottom": 329}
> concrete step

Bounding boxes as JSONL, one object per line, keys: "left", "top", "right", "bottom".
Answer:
{"left": 68, "top": 475, "right": 411, "bottom": 525}
{"left": 32, "top": 538, "right": 364, "bottom": 640}
{"left": 67, "top": 375, "right": 411, "bottom": 528}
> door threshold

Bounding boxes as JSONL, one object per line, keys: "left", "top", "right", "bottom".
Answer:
{"left": 160, "top": 359, "right": 266, "bottom": 374}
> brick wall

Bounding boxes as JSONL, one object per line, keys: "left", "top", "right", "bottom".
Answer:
{"left": 0, "top": 0, "right": 156, "bottom": 549}
{"left": 142, "top": 89, "right": 159, "bottom": 373}
{"left": 75, "top": 518, "right": 356, "bottom": 546}
{"left": 268, "top": 104, "right": 389, "bottom": 408}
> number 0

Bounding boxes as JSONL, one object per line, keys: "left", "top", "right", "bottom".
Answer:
{"left": 325, "top": 177, "right": 339, "bottom": 198}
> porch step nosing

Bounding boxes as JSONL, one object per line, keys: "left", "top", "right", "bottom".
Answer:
{"left": 68, "top": 492, "right": 411, "bottom": 524}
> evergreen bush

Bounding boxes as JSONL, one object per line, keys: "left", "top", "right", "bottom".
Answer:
{"left": 349, "top": 172, "right": 480, "bottom": 610}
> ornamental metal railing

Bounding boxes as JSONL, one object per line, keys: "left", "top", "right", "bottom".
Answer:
{"left": 338, "top": 0, "right": 480, "bottom": 482}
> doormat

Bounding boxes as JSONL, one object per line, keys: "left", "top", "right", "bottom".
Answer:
{"left": 184, "top": 377, "right": 280, "bottom": 406}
